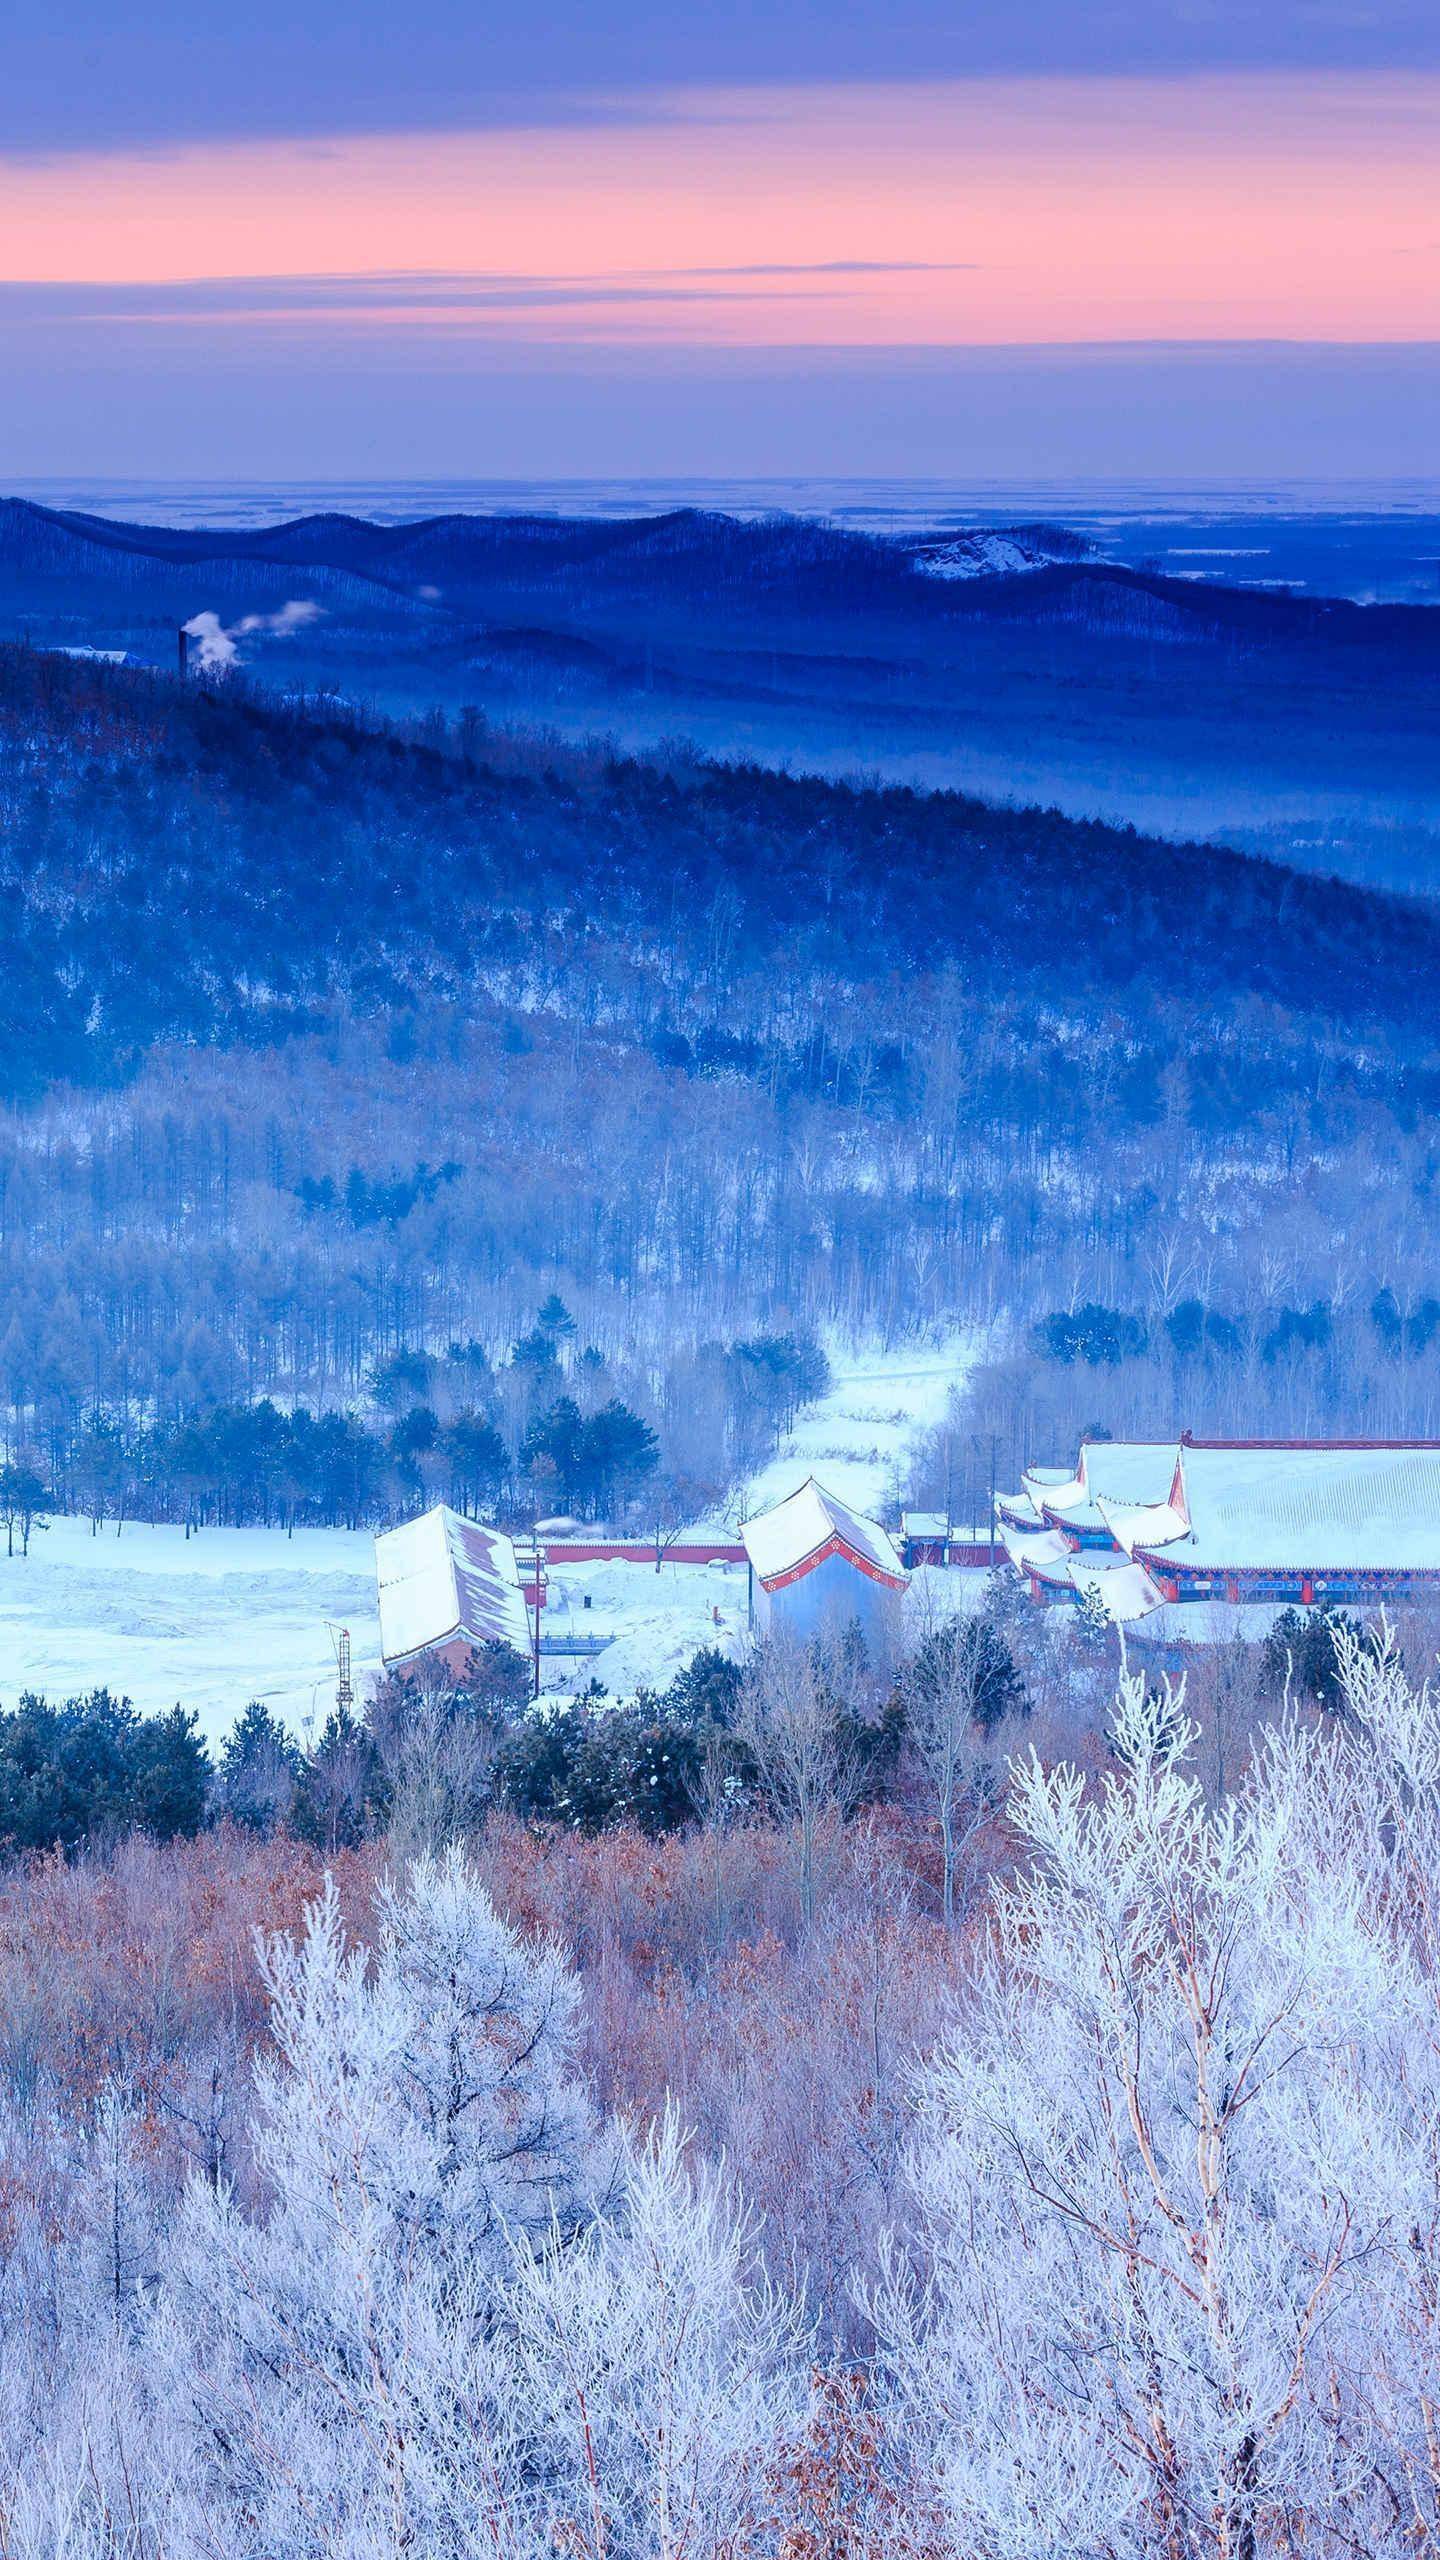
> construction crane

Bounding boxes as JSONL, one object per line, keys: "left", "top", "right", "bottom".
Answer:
{"left": 325, "top": 1622, "right": 354, "bottom": 1715}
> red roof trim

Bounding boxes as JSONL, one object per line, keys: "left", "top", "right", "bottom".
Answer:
{"left": 1026, "top": 1557, "right": 1080, "bottom": 1588}
{"left": 1039, "top": 1507, "right": 1084, "bottom": 1545}
{"left": 759, "top": 1532, "right": 908, "bottom": 1595}
{"left": 386, "top": 1626, "right": 463, "bottom": 1667}
{"left": 1132, "top": 1550, "right": 1440, "bottom": 1583}
{"left": 1180, "top": 1435, "right": 1440, "bottom": 1452}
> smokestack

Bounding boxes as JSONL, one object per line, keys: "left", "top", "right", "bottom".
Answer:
{"left": 177, "top": 625, "right": 189, "bottom": 679}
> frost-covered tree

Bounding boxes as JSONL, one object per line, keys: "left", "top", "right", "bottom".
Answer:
{"left": 875, "top": 1650, "right": 1440, "bottom": 2559}
{"left": 71, "top": 2081, "right": 164, "bottom": 2324}
{"left": 156, "top": 1848, "right": 609, "bottom": 2554}
{"left": 900, "top": 1618, "right": 1019, "bottom": 1924}
{"left": 737, "top": 1638, "right": 867, "bottom": 1927}
{"left": 502, "top": 2110, "right": 811, "bottom": 2559}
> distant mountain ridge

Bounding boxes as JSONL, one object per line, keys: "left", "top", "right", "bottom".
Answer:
{"left": 4, "top": 494, "right": 1439, "bottom": 642}
{"left": 3, "top": 494, "right": 1438, "bottom": 898}
{"left": 910, "top": 522, "right": 1096, "bottom": 579}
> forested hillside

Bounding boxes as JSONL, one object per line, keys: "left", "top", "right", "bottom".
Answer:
{"left": 2, "top": 641, "right": 1439, "bottom": 1522}
{"left": 4, "top": 497, "right": 1439, "bottom": 888}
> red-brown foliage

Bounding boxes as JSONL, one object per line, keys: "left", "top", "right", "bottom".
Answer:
{"left": 0, "top": 1806, "right": 1000, "bottom": 2332}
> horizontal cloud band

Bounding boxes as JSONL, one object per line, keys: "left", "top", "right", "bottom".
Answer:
{"left": 2, "top": 78, "right": 1437, "bottom": 346}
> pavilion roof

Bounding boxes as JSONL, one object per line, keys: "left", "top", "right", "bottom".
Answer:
{"left": 1023, "top": 1441, "right": 1176, "bottom": 1523}
{"left": 743, "top": 1478, "right": 907, "bottom": 1589}
{"left": 997, "top": 1522, "right": 1076, "bottom": 1583}
{"left": 1066, "top": 1553, "right": 1166, "bottom": 1623}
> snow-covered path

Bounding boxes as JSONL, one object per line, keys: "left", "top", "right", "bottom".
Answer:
{"left": 738, "top": 1330, "right": 983, "bottom": 1522}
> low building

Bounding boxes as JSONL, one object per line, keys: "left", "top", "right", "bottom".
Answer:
{"left": 375, "top": 1505, "right": 535, "bottom": 1675}
{"left": 997, "top": 1435, "right": 1440, "bottom": 1622}
{"left": 743, "top": 1478, "right": 909, "bottom": 1646}
{"left": 900, "top": 1510, "right": 950, "bottom": 1567}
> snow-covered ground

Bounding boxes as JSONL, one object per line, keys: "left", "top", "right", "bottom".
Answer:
{"left": 539, "top": 1556, "right": 750, "bottom": 1699}
{"left": 737, "top": 1330, "right": 983, "bottom": 1522}
{"left": 0, "top": 1516, "right": 383, "bottom": 1746}
{"left": 0, "top": 1333, "right": 986, "bottom": 1740}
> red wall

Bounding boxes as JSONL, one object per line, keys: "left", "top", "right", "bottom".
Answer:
{"left": 540, "top": 1540, "right": 748, "bottom": 1566}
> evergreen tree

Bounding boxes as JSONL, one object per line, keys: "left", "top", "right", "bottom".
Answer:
{"left": 213, "top": 1701, "right": 304, "bottom": 1835}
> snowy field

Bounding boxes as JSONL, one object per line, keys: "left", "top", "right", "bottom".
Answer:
{"left": 0, "top": 1333, "right": 986, "bottom": 1744}
{"left": 0, "top": 1516, "right": 384, "bottom": 1745}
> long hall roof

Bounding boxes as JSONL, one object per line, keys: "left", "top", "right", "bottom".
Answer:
{"left": 1107, "top": 1441, "right": 1440, "bottom": 1574}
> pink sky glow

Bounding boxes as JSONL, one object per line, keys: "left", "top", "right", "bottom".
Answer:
{"left": 5, "top": 75, "right": 1439, "bottom": 347}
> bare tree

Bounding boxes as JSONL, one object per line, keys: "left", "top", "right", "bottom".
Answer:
{"left": 899, "top": 1624, "right": 1001, "bottom": 1927}
{"left": 367, "top": 1648, "right": 521, "bottom": 1856}
{"left": 649, "top": 1472, "right": 720, "bottom": 1572}
{"left": 736, "top": 1636, "right": 866, "bottom": 1928}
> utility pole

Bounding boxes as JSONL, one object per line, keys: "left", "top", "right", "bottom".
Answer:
{"left": 973, "top": 1431, "right": 1000, "bottom": 1565}
{"left": 988, "top": 1434, "right": 998, "bottom": 1567}
{"left": 529, "top": 1530, "right": 545, "bottom": 1699}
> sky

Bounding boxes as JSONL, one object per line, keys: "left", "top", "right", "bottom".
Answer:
{"left": 3, "top": 5, "right": 1439, "bottom": 481}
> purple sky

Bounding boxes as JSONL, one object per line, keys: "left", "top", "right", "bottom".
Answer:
{"left": 3, "top": 6, "right": 1438, "bottom": 481}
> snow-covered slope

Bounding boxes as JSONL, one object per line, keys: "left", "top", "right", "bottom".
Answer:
{"left": 739, "top": 1332, "right": 983, "bottom": 1521}
{"left": 910, "top": 524, "right": 1095, "bottom": 581}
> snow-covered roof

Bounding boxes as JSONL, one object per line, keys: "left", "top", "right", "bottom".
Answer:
{"left": 901, "top": 1511, "right": 949, "bottom": 1539}
{"left": 1102, "top": 1496, "right": 1188, "bottom": 1559}
{"left": 375, "top": 1506, "right": 532, "bottom": 1666}
{"left": 742, "top": 1478, "right": 908, "bottom": 1590}
{"left": 997, "top": 1523, "right": 1075, "bottom": 1583}
{"left": 995, "top": 1491, "right": 1043, "bottom": 1528}
{"left": 1117, "top": 1443, "right": 1440, "bottom": 1574}
{"left": 1023, "top": 1441, "right": 1176, "bottom": 1524}
{"left": 1066, "top": 1554, "right": 1165, "bottom": 1623}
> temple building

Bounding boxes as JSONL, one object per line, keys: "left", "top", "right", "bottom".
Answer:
{"left": 997, "top": 1436, "right": 1440, "bottom": 1622}
{"left": 375, "top": 1504, "right": 536, "bottom": 1674}
{"left": 743, "top": 1478, "right": 909, "bottom": 1646}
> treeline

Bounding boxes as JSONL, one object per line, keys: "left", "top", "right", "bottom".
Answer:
{"left": 1035, "top": 1290, "right": 1440, "bottom": 1372}
{"left": 0, "top": 1599, "right": 1040, "bottom": 1862}
{"left": 9, "top": 1315, "right": 828, "bottom": 1529}
{"left": 50, "top": 1391, "right": 658, "bottom": 1531}
{"left": 1, "top": 1592, "right": 1366, "bottom": 1869}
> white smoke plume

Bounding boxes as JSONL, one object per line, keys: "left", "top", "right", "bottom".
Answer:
{"left": 183, "top": 598, "right": 322, "bottom": 672}
{"left": 235, "top": 598, "right": 323, "bottom": 637}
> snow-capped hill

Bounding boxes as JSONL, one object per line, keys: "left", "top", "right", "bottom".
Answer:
{"left": 911, "top": 522, "right": 1096, "bottom": 580}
